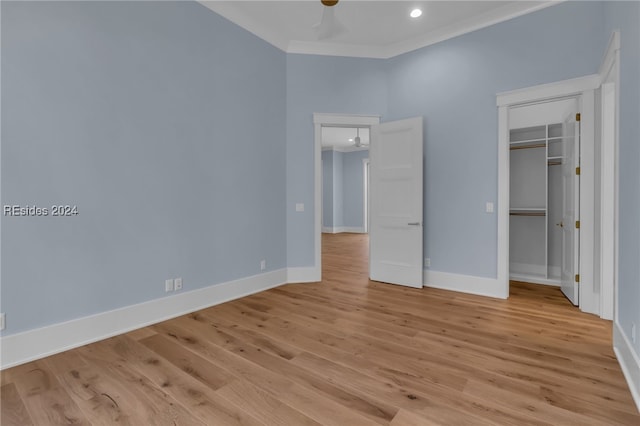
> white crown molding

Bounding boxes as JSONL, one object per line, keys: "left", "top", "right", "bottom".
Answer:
{"left": 200, "top": 1, "right": 562, "bottom": 59}
{"left": 380, "top": 1, "right": 561, "bottom": 59}
{"left": 199, "top": 1, "right": 290, "bottom": 51}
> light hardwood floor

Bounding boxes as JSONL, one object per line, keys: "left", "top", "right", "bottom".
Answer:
{"left": 2, "top": 233, "right": 639, "bottom": 425}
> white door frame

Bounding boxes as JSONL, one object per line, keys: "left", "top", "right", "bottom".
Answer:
{"left": 363, "top": 158, "right": 370, "bottom": 233}
{"left": 598, "top": 31, "right": 620, "bottom": 321}
{"left": 497, "top": 75, "right": 600, "bottom": 309}
{"left": 313, "top": 113, "right": 381, "bottom": 279}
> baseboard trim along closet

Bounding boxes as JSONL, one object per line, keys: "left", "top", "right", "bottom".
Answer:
{"left": 0, "top": 269, "right": 288, "bottom": 370}
{"left": 322, "top": 227, "right": 366, "bottom": 234}
{"left": 423, "top": 270, "right": 507, "bottom": 299}
{"left": 613, "top": 321, "right": 640, "bottom": 412}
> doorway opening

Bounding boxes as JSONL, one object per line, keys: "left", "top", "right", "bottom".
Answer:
{"left": 321, "top": 126, "right": 371, "bottom": 235}
{"left": 312, "top": 114, "right": 380, "bottom": 282}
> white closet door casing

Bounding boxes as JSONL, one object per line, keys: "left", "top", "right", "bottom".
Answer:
{"left": 370, "top": 117, "right": 423, "bottom": 288}
{"left": 561, "top": 109, "right": 580, "bottom": 305}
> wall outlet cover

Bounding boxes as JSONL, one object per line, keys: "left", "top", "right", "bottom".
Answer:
{"left": 174, "top": 278, "right": 183, "bottom": 291}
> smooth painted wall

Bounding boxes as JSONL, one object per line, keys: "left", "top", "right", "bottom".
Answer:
{"left": 286, "top": 54, "right": 387, "bottom": 266}
{"left": 322, "top": 150, "right": 334, "bottom": 228}
{"left": 1, "top": 1, "right": 286, "bottom": 335}
{"left": 321, "top": 149, "right": 369, "bottom": 230}
{"left": 343, "top": 150, "right": 369, "bottom": 228}
{"left": 386, "top": 1, "right": 607, "bottom": 277}
{"left": 604, "top": 1, "right": 640, "bottom": 356}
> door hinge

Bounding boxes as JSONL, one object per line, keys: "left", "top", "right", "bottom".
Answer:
{"left": 576, "top": 113, "right": 581, "bottom": 122}
{"left": 575, "top": 220, "right": 580, "bottom": 229}
{"left": 575, "top": 274, "right": 580, "bottom": 283}
{"left": 575, "top": 166, "right": 581, "bottom": 175}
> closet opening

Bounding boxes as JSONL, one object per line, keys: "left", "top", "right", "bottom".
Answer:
{"left": 508, "top": 97, "right": 581, "bottom": 305}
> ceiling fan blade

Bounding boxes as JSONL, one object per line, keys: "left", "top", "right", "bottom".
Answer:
{"left": 313, "top": 7, "right": 347, "bottom": 40}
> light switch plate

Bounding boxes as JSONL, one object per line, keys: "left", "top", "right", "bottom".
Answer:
{"left": 296, "top": 203, "right": 305, "bottom": 212}
{"left": 165, "top": 279, "right": 174, "bottom": 292}
{"left": 486, "top": 202, "right": 494, "bottom": 213}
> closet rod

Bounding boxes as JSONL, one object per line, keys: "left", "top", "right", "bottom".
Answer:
{"left": 548, "top": 160, "right": 562, "bottom": 166}
{"left": 509, "top": 212, "right": 546, "bottom": 217}
{"left": 510, "top": 143, "right": 546, "bottom": 151}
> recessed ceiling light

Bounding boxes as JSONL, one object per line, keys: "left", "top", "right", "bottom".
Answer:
{"left": 410, "top": 8, "right": 423, "bottom": 18}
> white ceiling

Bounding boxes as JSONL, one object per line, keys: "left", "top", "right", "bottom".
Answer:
{"left": 322, "top": 126, "right": 370, "bottom": 150}
{"left": 200, "top": 1, "right": 558, "bottom": 58}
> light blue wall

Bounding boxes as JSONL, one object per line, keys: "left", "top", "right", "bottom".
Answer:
{"left": 386, "top": 1, "right": 607, "bottom": 277}
{"left": 322, "top": 149, "right": 368, "bottom": 230}
{"left": 286, "top": 54, "right": 387, "bottom": 266}
{"left": 322, "top": 150, "right": 334, "bottom": 228}
{"left": 1, "top": 1, "right": 286, "bottom": 335}
{"left": 343, "top": 150, "right": 369, "bottom": 228}
{"left": 332, "top": 151, "right": 344, "bottom": 227}
{"left": 604, "top": 1, "right": 640, "bottom": 356}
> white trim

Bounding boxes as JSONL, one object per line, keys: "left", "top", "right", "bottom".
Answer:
{"left": 497, "top": 75, "right": 600, "bottom": 107}
{"left": 613, "top": 321, "right": 640, "bottom": 412}
{"left": 497, "top": 78, "right": 599, "bottom": 315}
{"left": 509, "top": 274, "right": 561, "bottom": 287}
{"left": 287, "top": 267, "right": 320, "bottom": 284}
{"left": 375, "top": 1, "right": 559, "bottom": 59}
{"left": 322, "top": 226, "right": 366, "bottom": 234}
{"left": 579, "top": 89, "right": 598, "bottom": 315}
{"left": 198, "top": 1, "right": 290, "bottom": 51}
{"left": 321, "top": 146, "right": 369, "bottom": 153}
{"left": 363, "top": 158, "right": 370, "bottom": 234}
{"left": 200, "top": 1, "right": 559, "bottom": 60}
{"left": 599, "top": 31, "right": 620, "bottom": 321}
{"left": 598, "top": 31, "right": 621, "bottom": 81}
{"left": 313, "top": 113, "right": 381, "bottom": 283}
{"left": 313, "top": 113, "right": 380, "bottom": 126}
{"left": 0, "top": 269, "right": 288, "bottom": 370}
{"left": 423, "top": 270, "right": 507, "bottom": 300}
{"left": 497, "top": 106, "right": 510, "bottom": 296}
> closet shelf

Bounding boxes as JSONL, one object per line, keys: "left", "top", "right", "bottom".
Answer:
{"left": 510, "top": 208, "right": 546, "bottom": 217}
{"left": 510, "top": 141, "right": 546, "bottom": 150}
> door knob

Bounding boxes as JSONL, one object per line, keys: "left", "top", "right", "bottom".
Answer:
{"left": 556, "top": 222, "right": 564, "bottom": 228}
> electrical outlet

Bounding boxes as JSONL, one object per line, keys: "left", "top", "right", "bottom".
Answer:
{"left": 174, "top": 278, "right": 183, "bottom": 291}
{"left": 295, "top": 203, "right": 305, "bottom": 212}
{"left": 0, "top": 313, "right": 5, "bottom": 331}
{"left": 425, "top": 258, "right": 431, "bottom": 268}
{"left": 632, "top": 323, "right": 637, "bottom": 344}
{"left": 486, "top": 202, "right": 494, "bottom": 213}
{"left": 165, "top": 279, "right": 174, "bottom": 292}
{"left": 260, "top": 260, "right": 266, "bottom": 271}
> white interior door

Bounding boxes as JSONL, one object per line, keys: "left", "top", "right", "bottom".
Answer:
{"left": 370, "top": 117, "right": 423, "bottom": 288}
{"left": 561, "top": 107, "right": 580, "bottom": 305}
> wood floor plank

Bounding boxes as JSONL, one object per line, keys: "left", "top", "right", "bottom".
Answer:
{"left": 10, "top": 361, "right": 90, "bottom": 425}
{"left": 216, "top": 379, "right": 322, "bottom": 426}
{"left": 1, "top": 233, "right": 638, "bottom": 425}
{"left": 76, "top": 340, "right": 208, "bottom": 426}
{"left": 0, "top": 383, "right": 34, "bottom": 426}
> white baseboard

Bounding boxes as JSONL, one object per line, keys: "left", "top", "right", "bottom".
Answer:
{"left": 287, "top": 266, "right": 321, "bottom": 283}
{"left": 613, "top": 321, "right": 640, "bottom": 412}
{"left": 509, "top": 273, "right": 561, "bottom": 287}
{"left": 0, "top": 269, "right": 288, "bottom": 370}
{"left": 423, "top": 270, "right": 507, "bottom": 299}
{"left": 322, "top": 226, "right": 366, "bottom": 234}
